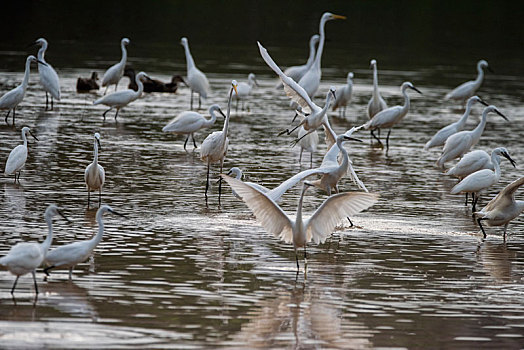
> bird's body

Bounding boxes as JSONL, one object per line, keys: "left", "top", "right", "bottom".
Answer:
{"left": 5, "top": 127, "right": 38, "bottom": 183}
{"left": 124, "top": 67, "right": 185, "bottom": 93}
{"left": 85, "top": 133, "right": 105, "bottom": 207}
{"left": 233, "top": 73, "right": 258, "bottom": 111}
{"left": 44, "top": 205, "right": 124, "bottom": 279}
{"left": 0, "top": 205, "right": 67, "bottom": 294}
{"left": 445, "top": 60, "right": 491, "bottom": 103}
{"left": 163, "top": 104, "right": 225, "bottom": 150}
{"left": 446, "top": 149, "right": 495, "bottom": 179}
{"left": 332, "top": 72, "right": 353, "bottom": 117}
{"left": 101, "top": 38, "right": 130, "bottom": 94}
{"left": 181, "top": 37, "right": 209, "bottom": 110}
{"left": 226, "top": 167, "right": 270, "bottom": 200}
{"left": 360, "top": 82, "right": 421, "bottom": 151}
{"left": 94, "top": 71, "right": 148, "bottom": 120}
{"left": 436, "top": 106, "right": 508, "bottom": 170}
{"left": 221, "top": 174, "right": 378, "bottom": 270}
{"left": 424, "top": 96, "right": 487, "bottom": 150}
{"left": 298, "top": 126, "right": 319, "bottom": 167}
{"left": 367, "top": 59, "right": 388, "bottom": 120}
{"left": 277, "top": 34, "right": 319, "bottom": 88}
{"left": 474, "top": 177, "right": 524, "bottom": 238}
{"left": 451, "top": 147, "right": 516, "bottom": 211}
{"left": 77, "top": 72, "right": 99, "bottom": 92}
{"left": 0, "top": 55, "right": 44, "bottom": 125}
{"left": 35, "top": 38, "right": 60, "bottom": 110}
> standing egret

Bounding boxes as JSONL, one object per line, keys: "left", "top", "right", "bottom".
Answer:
{"left": 358, "top": 82, "right": 422, "bottom": 151}
{"left": 277, "top": 34, "right": 320, "bottom": 88}
{"left": 44, "top": 205, "right": 125, "bottom": 279}
{"left": 332, "top": 72, "right": 353, "bottom": 117}
{"left": 226, "top": 167, "right": 270, "bottom": 200}
{"left": 258, "top": 42, "right": 337, "bottom": 148}
{"left": 474, "top": 176, "right": 524, "bottom": 239}
{"left": 297, "top": 12, "right": 346, "bottom": 99}
{"left": 450, "top": 147, "right": 516, "bottom": 212}
{"left": 85, "top": 132, "right": 105, "bottom": 207}
{"left": 181, "top": 37, "right": 210, "bottom": 110}
{"left": 298, "top": 126, "right": 319, "bottom": 167}
{"left": 0, "top": 55, "right": 46, "bottom": 125}
{"left": 445, "top": 60, "right": 492, "bottom": 104}
{"left": 77, "top": 72, "right": 99, "bottom": 93}
{"left": 424, "top": 96, "right": 488, "bottom": 150}
{"left": 436, "top": 106, "right": 508, "bottom": 170}
{"left": 233, "top": 73, "right": 258, "bottom": 111}
{"left": 0, "top": 204, "right": 68, "bottom": 294}
{"left": 446, "top": 147, "right": 511, "bottom": 179}
{"left": 221, "top": 175, "right": 378, "bottom": 270}
{"left": 367, "top": 59, "right": 388, "bottom": 120}
{"left": 101, "top": 38, "right": 130, "bottom": 94}
{"left": 162, "top": 104, "right": 226, "bottom": 150}
{"left": 93, "top": 71, "right": 149, "bottom": 120}
{"left": 34, "top": 38, "right": 61, "bottom": 110}
{"left": 200, "top": 80, "right": 238, "bottom": 203}
{"left": 4, "top": 126, "right": 38, "bottom": 183}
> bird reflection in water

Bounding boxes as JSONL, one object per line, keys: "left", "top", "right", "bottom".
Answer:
{"left": 476, "top": 241, "right": 514, "bottom": 282}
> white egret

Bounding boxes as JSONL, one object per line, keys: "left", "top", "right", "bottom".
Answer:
{"left": 445, "top": 59, "right": 492, "bottom": 104}
{"left": 0, "top": 204, "right": 68, "bottom": 294}
{"left": 200, "top": 80, "right": 238, "bottom": 203}
{"left": 297, "top": 12, "right": 346, "bottom": 98}
{"left": 332, "top": 72, "right": 353, "bottom": 117}
{"left": 181, "top": 37, "right": 210, "bottom": 110}
{"left": 44, "top": 205, "right": 125, "bottom": 279}
{"left": 298, "top": 126, "right": 319, "bottom": 167}
{"left": 436, "top": 106, "right": 508, "bottom": 170}
{"left": 124, "top": 67, "right": 186, "bottom": 93}
{"left": 162, "top": 104, "right": 226, "bottom": 150}
{"left": 450, "top": 147, "right": 516, "bottom": 211}
{"left": 424, "top": 96, "right": 488, "bottom": 150}
{"left": 233, "top": 73, "right": 258, "bottom": 111}
{"left": 34, "top": 38, "right": 61, "bottom": 110}
{"left": 358, "top": 82, "right": 422, "bottom": 151}
{"left": 258, "top": 42, "right": 337, "bottom": 148}
{"left": 4, "top": 126, "right": 39, "bottom": 183}
{"left": 0, "top": 55, "right": 46, "bottom": 125}
{"left": 77, "top": 72, "right": 99, "bottom": 93}
{"left": 226, "top": 167, "right": 270, "bottom": 200}
{"left": 93, "top": 71, "right": 149, "bottom": 120}
{"left": 276, "top": 34, "right": 320, "bottom": 88}
{"left": 446, "top": 147, "right": 510, "bottom": 179}
{"left": 221, "top": 175, "right": 378, "bottom": 270}
{"left": 474, "top": 176, "right": 524, "bottom": 239}
{"left": 367, "top": 59, "right": 387, "bottom": 120}
{"left": 101, "top": 37, "right": 130, "bottom": 94}
{"left": 85, "top": 132, "right": 105, "bottom": 207}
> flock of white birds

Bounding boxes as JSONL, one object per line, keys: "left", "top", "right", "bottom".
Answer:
{"left": 1, "top": 11, "right": 523, "bottom": 294}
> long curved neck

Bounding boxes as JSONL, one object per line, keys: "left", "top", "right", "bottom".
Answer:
{"left": 88, "top": 211, "right": 106, "bottom": 250}
{"left": 457, "top": 100, "right": 474, "bottom": 127}
{"left": 313, "top": 18, "right": 328, "bottom": 70}
{"left": 295, "top": 188, "right": 306, "bottom": 229}
{"left": 491, "top": 153, "right": 502, "bottom": 179}
{"left": 41, "top": 214, "right": 54, "bottom": 253}
{"left": 120, "top": 42, "right": 127, "bottom": 66}
{"left": 204, "top": 109, "right": 218, "bottom": 127}
{"left": 21, "top": 59, "right": 32, "bottom": 90}
{"left": 37, "top": 44, "right": 47, "bottom": 62}
{"left": 305, "top": 38, "right": 317, "bottom": 68}
{"left": 183, "top": 43, "right": 196, "bottom": 72}
{"left": 337, "top": 139, "right": 349, "bottom": 170}
{"left": 322, "top": 91, "right": 334, "bottom": 113}
{"left": 373, "top": 64, "right": 379, "bottom": 96}
{"left": 93, "top": 140, "right": 99, "bottom": 164}
{"left": 222, "top": 88, "right": 234, "bottom": 141}
{"left": 401, "top": 87, "right": 410, "bottom": 113}
{"left": 134, "top": 75, "right": 144, "bottom": 97}
{"left": 21, "top": 131, "right": 28, "bottom": 147}
{"left": 473, "top": 63, "right": 485, "bottom": 87}
{"left": 471, "top": 109, "right": 489, "bottom": 139}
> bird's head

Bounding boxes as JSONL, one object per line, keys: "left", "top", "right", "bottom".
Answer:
{"left": 231, "top": 80, "right": 239, "bottom": 95}
{"left": 94, "top": 132, "right": 101, "bottom": 149}
{"left": 329, "top": 86, "right": 337, "bottom": 100}
{"left": 122, "top": 38, "right": 130, "bottom": 46}
{"left": 248, "top": 73, "right": 259, "bottom": 87}
{"left": 27, "top": 55, "right": 47, "bottom": 67}
{"left": 227, "top": 167, "right": 243, "bottom": 179}
{"left": 45, "top": 204, "right": 70, "bottom": 222}
{"left": 22, "top": 126, "right": 39, "bottom": 141}
{"left": 402, "top": 82, "right": 422, "bottom": 94}
{"left": 478, "top": 59, "right": 492, "bottom": 73}
{"left": 370, "top": 59, "right": 377, "bottom": 68}
{"left": 209, "top": 104, "right": 226, "bottom": 119}
{"left": 180, "top": 37, "right": 188, "bottom": 46}
{"left": 485, "top": 105, "right": 508, "bottom": 121}
{"left": 497, "top": 147, "right": 517, "bottom": 168}
{"left": 34, "top": 38, "right": 47, "bottom": 47}
{"left": 310, "top": 34, "right": 320, "bottom": 45}
{"left": 98, "top": 205, "right": 127, "bottom": 218}
{"left": 324, "top": 12, "right": 347, "bottom": 22}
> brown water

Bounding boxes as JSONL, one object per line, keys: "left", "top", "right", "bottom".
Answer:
{"left": 0, "top": 40, "right": 524, "bottom": 349}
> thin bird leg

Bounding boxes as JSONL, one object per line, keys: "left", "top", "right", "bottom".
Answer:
{"left": 102, "top": 108, "right": 112, "bottom": 121}
{"left": 98, "top": 187, "right": 102, "bottom": 206}
{"left": 477, "top": 218, "right": 487, "bottom": 238}
{"left": 192, "top": 134, "right": 198, "bottom": 149}
{"left": 304, "top": 245, "right": 308, "bottom": 268}
{"left": 198, "top": 94, "right": 202, "bottom": 110}
{"left": 32, "top": 270, "right": 39, "bottom": 294}
{"left": 218, "top": 159, "right": 224, "bottom": 205}
{"left": 299, "top": 148, "right": 303, "bottom": 164}
{"left": 45, "top": 92, "right": 49, "bottom": 110}
{"left": 190, "top": 90, "right": 194, "bottom": 110}
{"left": 291, "top": 129, "right": 314, "bottom": 147}
{"left": 204, "top": 162, "right": 210, "bottom": 201}
{"left": 4, "top": 110, "right": 10, "bottom": 125}
{"left": 386, "top": 129, "right": 392, "bottom": 152}
{"left": 51, "top": 96, "right": 54, "bottom": 110}
{"left": 347, "top": 217, "right": 354, "bottom": 227}
{"left": 12, "top": 107, "right": 16, "bottom": 125}
{"left": 183, "top": 135, "right": 189, "bottom": 151}
{"left": 503, "top": 223, "right": 508, "bottom": 241}
{"left": 370, "top": 129, "right": 382, "bottom": 145}
{"left": 43, "top": 265, "right": 54, "bottom": 276}
{"left": 465, "top": 193, "right": 469, "bottom": 206}
{"left": 310, "top": 152, "right": 313, "bottom": 169}
{"left": 278, "top": 122, "right": 302, "bottom": 137}
{"left": 69, "top": 267, "right": 73, "bottom": 280}
{"left": 472, "top": 194, "right": 479, "bottom": 212}
{"left": 10, "top": 276, "right": 19, "bottom": 294}
{"left": 114, "top": 109, "right": 119, "bottom": 120}
{"left": 295, "top": 248, "right": 300, "bottom": 271}
{"left": 291, "top": 112, "right": 299, "bottom": 123}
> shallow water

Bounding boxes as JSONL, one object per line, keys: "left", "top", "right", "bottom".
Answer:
{"left": 1, "top": 40, "right": 524, "bottom": 349}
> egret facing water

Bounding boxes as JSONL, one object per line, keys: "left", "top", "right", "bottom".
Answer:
{"left": 5, "top": 126, "right": 38, "bottom": 183}
{"left": 445, "top": 59, "right": 492, "bottom": 104}
{"left": 85, "top": 133, "right": 105, "bottom": 207}
{"left": 34, "top": 38, "right": 61, "bottom": 110}
{"left": 181, "top": 37, "right": 210, "bottom": 110}
{"left": 101, "top": 38, "right": 130, "bottom": 95}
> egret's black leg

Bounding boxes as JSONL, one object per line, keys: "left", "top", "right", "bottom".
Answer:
{"left": 386, "top": 129, "right": 391, "bottom": 152}
{"left": 114, "top": 109, "right": 119, "bottom": 120}
{"left": 5, "top": 110, "right": 10, "bottom": 125}
{"left": 32, "top": 271, "right": 39, "bottom": 294}
{"left": 102, "top": 108, "right": 112, "bottom": 121}
{"left": 477, "top": 218, "right": 487, "bottom": 238}
{"left": 205, "top": 162, "right": 210, "bottom": 202}
{"left": 45, "top": 92, "right": 49, "bottom": 110}
{"left": 347, "top": 217, "right": 354, "bottom": 227}
{"left": 192, "top": 134, "right": 198, "bottom": 149}
{"left": 183, "top": 135, "right": 189, "bottom": 151}
{"left": 10, "top": 276, "right": 20, "bottom": 294}
{"left": 370, "top": 129, "right": 382, "bottom": 145}
{"left": 190, "top": 90, "right": 194, "bottom": 110}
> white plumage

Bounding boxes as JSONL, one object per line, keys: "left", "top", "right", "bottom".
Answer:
{"left": 5, "top": 126, "right": 38, "bottom": 183}
{"left": 85, "top": 132, "right": 105, "bottom": 207}
{"left": 445, "top": 148, "right": 507, "bottom": 179}
{"left": 181, "top": 37, "right": 210, "bottom": 110}
{"left": 277, "top": 34, "right": 319, "bottom": 88}
{"left": 332, "top": 72, "right": 353, "bottom": 117}
{"left": 101, "top": 37, "right": 130, "bottom": 94}
{"left": 298, "top": 126, "right": 319, "bottom": 167}
{"left": 233, "top": 73, "right": 258, "bottom": 111}
{"left": 445, "top": 59, "right": 491, "bottom": 103}
{"left": 367, "top": 59, "right": 388, "bottom": 120}
{"left": 35, "top": 38, "right": 61, "bottom": 110}
{"left": 226, "top": 167, "right": 270, "bottom": 200}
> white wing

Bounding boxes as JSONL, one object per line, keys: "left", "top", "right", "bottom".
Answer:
{"left": 483, "top": 176, "right": 524, "bottom": 212}
{"left": 257, "top": 42, "right": 315, "bottom": 114}
{"left": 450, "top": 169, "right": 496, "bottom": 194}
{"left": 5, "top": 145, "right": 27, "bottom": 175}
{"left": 267, "top": 168, "right": 329, "bottom": 202}
{"left": 45, "top": 241, "right": 91, "bottom": 267}
{"left": 93, "top": 89, "right": 136, "bottom": 107}
{"left": 221, "top": 175, "right": 294, "bottom": 243}
{"left": 306, "top": 192, "right": 379, "bottom": 244}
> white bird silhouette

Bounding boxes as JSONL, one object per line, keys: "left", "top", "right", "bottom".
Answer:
{"left": 332, "top": 72, "right": 354, "bottom": 117}
{"left": 181, "top": 37, "right": 210, "bottom": 110}
{"left": 367, "top": 59, "right": 387, "bottom": 120}
{"left": 233, "top": 73, "right": 258, "bottom": 111}
{"left": 445, "top": 59, "right": 492, "bottom": 104}
{"left": 34, "top": 38, "right": 61, "bottom": 110}
{"left": 446, "top": 147, "right": 509, "bottom": 179}
{"left": 85, "top": 132, "right": 105, "bottom": 207}
{"left": 276, "top": 34, "right": 319, "bottom": 89}
{"left": 101, "top": 37, "right": 130, "bottom": 94}
{"left": 4, "top": 126, "right": 39, "bottom": 183}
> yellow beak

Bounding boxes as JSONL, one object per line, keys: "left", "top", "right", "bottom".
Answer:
{"left": 333, "top": 14, "right": 347, "bottom": 20}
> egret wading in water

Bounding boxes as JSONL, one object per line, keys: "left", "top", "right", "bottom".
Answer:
{"left": 101, "top": 38, "right": 130, "bottom": 95}
{"left": 445, "top": 59, "right": 492, "bottom": 105}
{"left": 200, "top": 80, "right": 238, "bottom": 204}
{"left": 367, "top": 59, "right": 387, "bottom": 120}
{"left": 162, "top": 104, "right": 226, "bottom": 151}
{"left": 436, "top": 105, "right": 508, "bottom": 170}
{"left": 93, "top": 71, "right": 150, "bottom": 120}
{"left": 424, "top": 96, "right": 488, "bottom": 150}
{"left": 221, "top": 175, "right": 378, "bottom": 271}
{"left": 358, "top": 82, "right": 422, "bottom": 152}
{"left": 0, "top": 55, "right": 46, "bottom": 125}
{"left": 258, "top": 42, "right": 337, "bottom": 148}
{"left": 85, "top": 133, "right": 105, "bottom": 207}
{"left": 276, "top": 34, "right": 319, "bottom": 89}
{"left": 450, "top": 147, "right": 516, "bottom": 212}
{"left": 0, "top": 204, "right": 68, "bottom": 294}
{"left": 34, "top": 38, "right": 61, "bottom": 110}
{"left": 181, "top": 37, "right": 210, "bottom": 110}
{"left": 233, "top": 73, "right": 259, "bottom": 111}
{"left": 332, "top": 72, "right": 353, "bottom": 117}
{"left": 298, "top": 126, "right": 319, "bottom": 167}
{"left": 44, "top": 205, "right": 125, "bottom": 279}
{"left": 77, "top": 72, "right": 99, "bottom": 93}
{"left": 4, "top": 126, "right": 39, "bottom": 183}
{"left": 474, "top": 176, "right": 524, "bottom": 239}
